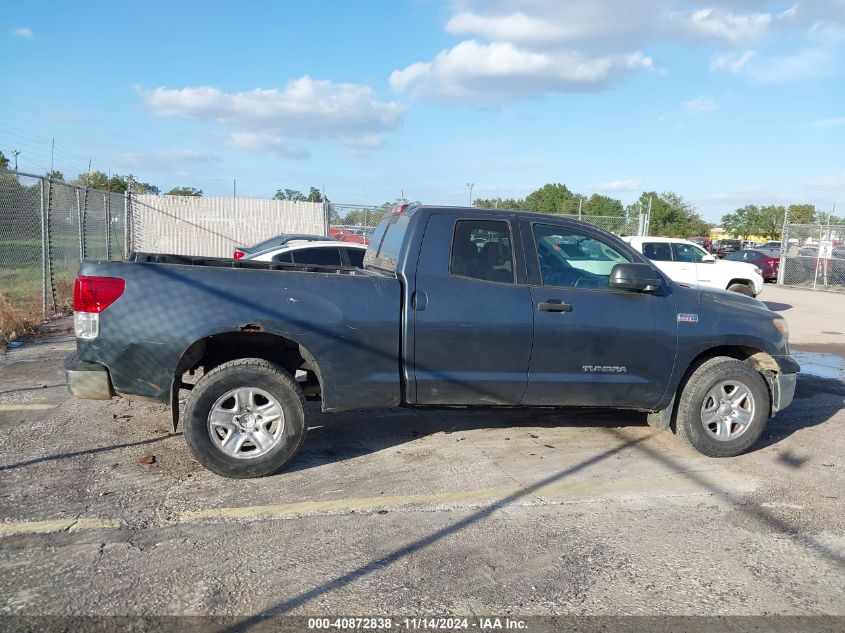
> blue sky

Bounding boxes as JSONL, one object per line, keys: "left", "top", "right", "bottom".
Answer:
{"left": 2, "top": 0, "right": 844, "bottom": 221}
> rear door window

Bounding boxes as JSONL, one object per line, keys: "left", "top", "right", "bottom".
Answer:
{"left": 450, "top": 220, "right": 515, "bottom": 284}
{"left": 272, "top": 252, "right": 293, "bottom": 263}
{"left": 642, "top": 242, "right": 673, "bottom": 261}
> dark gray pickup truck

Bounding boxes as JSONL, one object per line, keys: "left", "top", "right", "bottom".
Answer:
{"left": 66, "top": 205, "right": 798, "bottom": 477}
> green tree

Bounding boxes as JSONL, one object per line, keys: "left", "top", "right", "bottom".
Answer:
{"left": 787, "top": 204, "right": 815, "bottom": 224}
{"left": 165, "top": 186, "right": 202, "bottom": 196}
{"left": 0, "top": 151, "right": 9, "bottom": 170}
{"left": 636, "top": 191, "right": 710, "bottom": 237}
{"left": 523, "top": 183, "right": 579, "bottom": 214}
{"left": 73, "top": 171, "right": 158, "bottom": 194}
{"left": 273, "top": 188, "right": 306, "bottom": 201}
{"left": 46, "top": 170, "right": 65, "bottom": 181}
{"left": 583, "top": 193, "right": 624, "bottom": 217}
{"left": 473, "top": 197, "right": 523, "bottom": 210}
{"left": 306, "top": 186, "right": 325, "bottom": 203}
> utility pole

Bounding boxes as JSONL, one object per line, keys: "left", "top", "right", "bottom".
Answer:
{"left": 12, "top": 149, "right": 21, "bottom": 181}
{"left": 466, "top": 182, "right": 475, "bottom": 206}
{"left": 50, "top": 138, "right": 55, "bottom": 174}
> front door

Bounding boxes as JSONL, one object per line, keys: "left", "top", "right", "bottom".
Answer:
{"left": 413, "top": 214, "right": 533, "bottom": 405}
{"left": 522, "top": 221, "right": 677, "bottom": 409}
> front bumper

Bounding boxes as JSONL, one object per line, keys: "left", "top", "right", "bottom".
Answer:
{"left": 772, "top": 371, "right": 797, "bottom": 414}
{"left": 65, "top": 353, "right": 114, "bottom": 400}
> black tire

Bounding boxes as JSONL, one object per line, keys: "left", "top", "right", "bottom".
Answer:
{"left": 183, "top": 358, "right": 306, "bottom": 478}
{"left": 727, "top": 283, "right": 754, "bottom": 297}
{"left": 675, "top": 356, "right": 769, "bottom": 457}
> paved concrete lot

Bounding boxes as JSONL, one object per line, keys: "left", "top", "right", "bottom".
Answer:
{"left": 1, "top": 288, "right": 844, "bottom": 617}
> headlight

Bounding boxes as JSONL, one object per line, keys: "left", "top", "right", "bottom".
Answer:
{"left": 753, "top": 267, "right": 762, "bottom": 275}
{"left": 774, "top": 317, "right": 789, "bottom": 340}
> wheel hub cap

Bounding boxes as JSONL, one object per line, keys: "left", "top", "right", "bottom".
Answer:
{"left": 700, "top": 379, "right": 756, "bottom": 442}
{"left": 207, "top": 387, "right": 285, "bottom": 459}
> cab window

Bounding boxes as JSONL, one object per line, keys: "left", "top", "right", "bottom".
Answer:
{"left": 450, "top": 220, "right": 514, "bottom": 284}
{"left": 532, "top": 224, "right": 629, "bottom": 289}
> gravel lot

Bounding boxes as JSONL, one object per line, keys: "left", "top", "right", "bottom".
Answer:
{"left": 1, "top": 285, "right": 844, "bottom": 621}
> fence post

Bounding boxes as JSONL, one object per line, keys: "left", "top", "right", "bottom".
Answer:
{"left": 76, "top": 189, "right": 84, "bottom": 263}
{"left": 39, "top": 177, "right": 47, "bottom": 318}
{"left": 776, "top": 209, "right": 789, "bottom": 285}
{"left": 124, "top": 189, "right": 130, "bottom": 258}
{"left": 105, "top": 192, "right": 112, "bottom": 260}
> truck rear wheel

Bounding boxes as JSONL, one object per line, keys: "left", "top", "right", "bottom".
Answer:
{"left": 183, "top": 358, "right": 306, "bottom": 478}
{"left": 674, "top": 356, "right": 769, "bottom": 457}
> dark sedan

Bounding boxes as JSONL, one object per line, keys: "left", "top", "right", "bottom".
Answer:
{"left": 716, "top": 239, "right": 743, "bottom": 258}
{"left": 725, "top": 249, "right": 780, "bottom": 281}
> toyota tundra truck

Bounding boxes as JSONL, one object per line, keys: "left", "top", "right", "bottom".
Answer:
{"left": 66, "top": 205, "right": 798, "bottom": 478}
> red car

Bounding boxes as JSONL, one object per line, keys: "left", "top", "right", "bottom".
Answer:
{"left": 725, "top": 249, "right": 779, "bottom": 281}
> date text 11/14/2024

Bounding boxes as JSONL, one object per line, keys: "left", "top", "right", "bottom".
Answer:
{"left": 307, "top": 617, "right": 529, "bottom": 630}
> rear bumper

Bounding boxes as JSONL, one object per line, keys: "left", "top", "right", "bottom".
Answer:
{"left": 65, "top": 353, "right": 114, "bottom": 400}
{"left": 772, "top": 371, "right": 797, "bottom": 414}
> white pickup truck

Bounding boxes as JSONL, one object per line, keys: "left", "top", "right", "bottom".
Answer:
{"left": 623, "top": 236, "right": 764, "bottom": 297}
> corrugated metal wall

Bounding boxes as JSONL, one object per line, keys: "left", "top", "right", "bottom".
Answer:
{"left": 130, "top": 195, "right": 327, "bottom": 257}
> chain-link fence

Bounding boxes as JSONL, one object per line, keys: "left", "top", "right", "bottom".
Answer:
{"left": 1, "top": 170, "right": 125, "bottom": 327}
{"left": 779, "top": 222, "right": 845, "bottom": 291}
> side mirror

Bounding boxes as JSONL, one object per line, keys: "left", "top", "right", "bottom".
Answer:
{"left": 609, "top": 263, "right": 663, "bottom": 292}
{"left": 702, "top": 254, "right": 716, "bottom": 263}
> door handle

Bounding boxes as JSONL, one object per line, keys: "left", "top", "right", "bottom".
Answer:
{"left": 412, "top": 290, "right": 428, "bottom": 311}
{"left": 538, "top": 299, "right": 573, "bottom": 313}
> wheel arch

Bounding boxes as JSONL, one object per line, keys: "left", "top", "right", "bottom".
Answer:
{"left": 682, "top": 345, "right": 776, "bottom": 413}
{"left": 169, "top": 328, "right": 324, "bottom": 430}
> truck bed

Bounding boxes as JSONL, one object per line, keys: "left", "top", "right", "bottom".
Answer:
{"left": 75, "top": 256, "right": 402, "bottom": 411}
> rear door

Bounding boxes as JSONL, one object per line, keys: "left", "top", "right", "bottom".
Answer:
{"left": 522, "top": 221, "right": 677, "bottom": 409}
{"left": 412, "top": 213, "right": 533, "bottom": 405}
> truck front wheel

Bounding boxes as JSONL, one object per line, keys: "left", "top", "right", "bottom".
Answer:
{"left": 183, "top": 358, "right": 307, "bottom": 478}
{"left": 674, "top": 356, "right": 769, "bottom": 457}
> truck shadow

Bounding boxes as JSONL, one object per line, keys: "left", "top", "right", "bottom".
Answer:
{"left": 762, "top": 301, "right": 792, "bottom": 312}
{"left": 288, "top": 406, "right": 645, "bottom": 473}
{"left": 287, "top": 373, "right": 842, "bottom": 472}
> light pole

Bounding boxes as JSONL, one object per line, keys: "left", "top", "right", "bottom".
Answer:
{"left": 466, "top": 182, "right": 475, "bottom": 206}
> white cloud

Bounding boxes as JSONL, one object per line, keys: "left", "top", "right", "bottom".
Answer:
{"left": 683, "top": 95, "right": 718, "bottom": 113}
{"left": 139, "top": 75, "right": 405, "bottom": 156}
{"left": 13, "top": 27, "right": 33, "bottom": 38}
{"left": 805, "top": 170, "right": 845, "bottom": 191}
{"left": 115, "top": 148, "right": 222, "bottom": 171}
{"left": 227, "top": 132, "right": 310, "bottom": 159}
{"left": 392, "top": 1, "right": 845, "bottom": 104}
{"left": 812, "top": 117, "right": 845, "bottom": 127}
{"left": 390, "top": 40, "right": 653, "bottom": 103}
{"left": 748, "top": 45, "right": 839, "bottom": 83}
{"left": 594, "top": 178, "right": 643, "bottom": 192}
{"left": 710, "top": 50, "right": 755, "bottom": 73}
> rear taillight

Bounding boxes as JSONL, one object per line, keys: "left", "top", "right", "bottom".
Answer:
{"left": 73, "top": 276, "right": 125, "bottom": 340}
{"left": 233, "top": 250, "right": 245, "bottom": 260}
